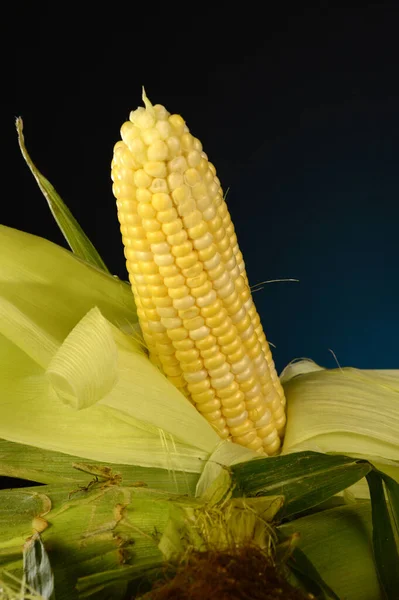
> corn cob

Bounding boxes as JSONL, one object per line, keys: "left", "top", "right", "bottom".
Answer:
{"left": 111, "top": 91, "right": 286, "bottom": 454}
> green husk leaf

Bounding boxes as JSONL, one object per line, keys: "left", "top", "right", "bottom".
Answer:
{"left": 286, "top": 545, "right": 340, "bottom": 600}
{"left": 279, "top": 503, "right": 382, "bottom": 600}
{"left": 366, "top": 470, "right": 399, "bottom": 597}
{"left": 231, "top": 451, "right": 371, "bottom": 519}
{"left": 0, "top": 439, "right": 198, "bottom": 494}
{"left": 16, "top": 118, "right": 109, "bottom": 273}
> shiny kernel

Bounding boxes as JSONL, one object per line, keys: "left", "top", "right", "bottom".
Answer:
{"left": 141, "top": 127, "right": 161, "bottom": 146}
{"left": 203, "top": 352, "right": 225, "bottom": 370}
{"left": 186, "top": 271, "right": 207, "bottom": 289}
{"left": 168, "top": 156, "right": 188, "bottom": 173}
{"left": 198, "top": 244, "right": 216, "bottom": 262}
{"left": 233, "top": 430, "right": 258, "bottom": 446}
{"left": 164, "top": 274, "right": 185, "bottom": 288}
{"left": 184, "top": 168, "right": 201, "bottom": 187}
{"left": 226, "top": 412, "right": 249, "bottom": 428}
{"left": 152, "top": 193, "right": 172, "bottom": 211}
{"left": 152, "top": 296, "right": 173, "bottom": 308}
{"left": 187, "top": 150, "right": 202, "bottom": 168}
{"left": 144, "top": 161, "right": 167, "bottom": 178}
{"left": 193, "top": 232, "right": 213, "bottom": 251}
{"left": 192, "top": 389, "right": 216, "bottom": 403}
{"left": 222, "top": 401, "right": 247, "bottom": 419}
{"left": 188, "top": 222, "right": 209, "bottom": 240}
{"left": 131, "top": 239, "right": 150, "bottom": 251}
{"left": 189, "top": 325, "right": 211, "bottom": 341}
{"left": 157, "top": 208, "right": 178, "bottom": 223}
{"left": 230, "top": 419, "right": 254, "bottom": 437}
{"left": 163, "top": 364, "right": 181, "bottom": 376}
{"left": 230, "top": 355, "right": 251, "bottom": 374}
{"left": 154, "top": 253, "right": 174, "bottom": 266}
{"left": 208, "top": 262, "right": 225, "bottom": 280}
{"left": 167, "top": 230, "right": 188, "bottom": 245}
{"left": 176, "top": 251, "right": 198, "bottom": 269}
{"left": 168, "top": 374, "right": 186, "bottom": 387}
{"left": 146, "top": 230, "right": 166, "bottom": 244}
{"left": 208, "top": 362, "right": 230, "bottom": 379}
{"left": 264, "top": 437, "right": 281, "bottom": 455}
{"left": 156, "top": 120, "right": 172, "bottom": 139}
{"left": 183, "top": 210, "right": 202, "bottom": 229}
{"left": 167, "top": 136, "right": 181, "bottom": 157}
{"left": 181, "top": 359, "right": 203, "bottom": 372}
{"left": 173, "top": 295, "right": 195, "bottom": 310}
{"left": 147, "top": 140, "right": 168, "bottom": 161}
{"left": 182, "top": 263, "right": 204, "bottom": 278}
{"left": 176, "top": 348, "right": 199, "bottom": 362}
{"left": 162, "top": 219, "right": 183, "bottom": 236}
{"left": 212, "top": 319, "right": 231, "bottom": 338}
{"left": 168, "top": 285, "right": 190, "bottom": 299}
{"left": 195, "top": 334, "right": 217, "bottom": 351}
{"left": 173, "top": 338, "right": 194, "bottom": 351}
{"left": 205, "top": 312, "right": 226, "bottom": 328}
{"left": 167, "top": 327, "right": 188, "bottom": 341}
{"left": 158, "top": 264, "right": 179, "bottom": 277}
{"left": 156, "top": 341, "right": 176, "bottom": 355}
{"left": 149, "top": 285, "right": 168, "bottom": 298}
{"left": 196, "top": 289, "right": 217, "bottom": 307}
{"left": 167, "top": 172, "right": 184, "bottom": 190}
{"left": 183, "top": 316, "right": 205, "bottom": 330}
{"left": 218, "top": 329, "right": 238, "bottom": 346}
{"left": 130, "top": 106, "right": 155, "bottom": 129}
{"left": 177, "top": 199, "right": 197, "bottom": 217}
{"left": 151, "top": 242, "right": 170, "bottom": 254}
{"left": 199, "top": 408, "right": 223, "bottom": 422}
{"left": 191, "top": 281, "right": 212, "bottom": 298}
{"left": 171, "top": 241, "right": 193, "bottom": 257}
{"left": 142, "top": 218, "right": 160, "bottom": 233}
{"left": 157, "top": 307, "right": 178, "bottom": 319}
{"left": 138, "top": 204, "right": 156, "bottom": 219}
{"left": 168, "top": 114, "right": 186, "bottom": 134}
{"left": 187, "top": 379, "right": 211, "bottom": 394}
{"left": 134, "top": 170, "right": 152, "bottom": 188}
{"left": 184, "top": 369, "right": 208, "bottom": 383}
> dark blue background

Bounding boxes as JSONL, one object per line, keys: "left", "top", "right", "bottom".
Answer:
{"left": 9, "top": 3, "right": 399, "bottom": 373}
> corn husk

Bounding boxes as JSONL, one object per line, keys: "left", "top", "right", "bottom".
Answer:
{"left": 281, "top": 359, "right": 399, "bottom": 491}
{"left": 0, "top": 225, "right": 256, "bottom": 481}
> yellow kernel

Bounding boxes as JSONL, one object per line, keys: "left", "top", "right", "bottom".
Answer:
{"left": 183, "top": 316, "right": 205, "bottom": 330}
{"left": 173, "top": 295, "right": 196, "bottom": 310}
{"left": 230, "top": 419, "right": 254, "bottom": 437}
{"left": 189, "top": 325, "right": 211, "bottom": 341}
{"left": 149, "top": 285, "right": 168, "bottom": 298}
{"left": 168, "top": 285, "right": 190, "bottom": 299}
{"left": 180, "top": 307, "right": 201, "bottom": 319}
{"left": 191, "top": 281, "right": 212, "bottom": 298}
{"left": 181, "top": 359, "right": 204, "bottom": 372}
{"left": 209, "top": 362, "right": 230, "bottom": 379}
{"left": 168, "top": 374, "right": 186, "bottom": 387}
{"left": 181, "top": 132, "right": 194, "bottom": 151}
{"left": 183, "top": 210, "right": 202, "bottom": 229}
{"left": 141, "top": 127, "right": 161, "bottom": 146}
{"left": 222, "top": 401, "right": 247, "bottom": 419}
{"left": 171, "top": 185, "right": 191, "bottom": 204}
{"left": 167, "top": 136, "right": 181, "bottom": 157}
{"left": 202, "top": 352, "right": 225, "bottom": 370}
{"left": 167, "top": 172, "right": 184, "bottom": 190}
{"left": 164, "top": 274, "right": 185, "bottom": 288}
{"left": 137, "top": 203, "right": 156, "bottom": 219}
{"left": 192, "top": 389, "right": 216, "bottom": 403}
{"left": 184, "top": 168, "right": 202, "bottom": 187}
{"left": 184, "top": 369, "right": 207, "bottom": 383}
{"left": 154, "top": 253, "right": 174, "bottom": 266}
{"left": 211, "top": 372, "right": 234, "bottom": 389}
{"left": 157, "top": 208, "right": 178, "bottom": 223}
{"left": 196, "top": 289, "right": 217, "bottom": 308}
{"left": 134, "top": 169, "right": 152, "bottom": 188}
{"left": 233, "top": 430, "right": 258, "bottom": 446}
{"left": 130, "top": 106, "right": 155, "bottom": 129}
{"left": 157, "top": 307, "right": 178, "bottom": 319}
{"left": 159, "top": 264, "right": 179, "bottom": 277}
{"left": 167, "top": 230, "right": 188, "bottom": 245}
{"left": 152, "top": 193, "right": 172, "bottom": 211}
{"left": 173, "top": 338, "right": 194, "bottom": 351}
{"left": 176, "top": 348, "right": 199, "bottom": 362}
{"left": 198, "top": 244, "right": 216, "bottom": 261}
{"left": 156, "top": 120, "right": 172, "bottom": 139}
{"left": 171, "top": 241, "right": 193, "bottom": 257}
{"left": 150, "top": 178, "right": 169, "bottom": 194}
{"left": 146, "top": 230, "right": 165, "bottom": 244}
{"left": 187, "top": 379, "right": 211, "bottom": 394}
{"left": 144, "top": 161, "right": 167, "bottom": 178}
{"left": 167, "top": 327, "right": 188, "bottom": 342}
{"left": 168, "top": 114, "right": 186, "bottom": 135}
{"left": 186, "top": 271, "right": 207, "bottom": 289}
{"left": 147, "top": 140, "right": 168, "bottom": 161}
{"left": 187, "top": 150, "right": 202, "bottom": 168}
{"left": 162, "top": 220, "right": 183, "bottom": 236}
{"left": 169, "top": 156, "right": 188, "bottom": 173}
{"left": 226, "top": 412, "right": 249, "bottom": 428}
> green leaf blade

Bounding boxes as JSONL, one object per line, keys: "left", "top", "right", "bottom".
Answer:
{"left": 16, "top": 118, "right": 110, "bottom": 273}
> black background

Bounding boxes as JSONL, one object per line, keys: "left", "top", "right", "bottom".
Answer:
{"left": 9, "top": 2, "right": 399, "bottom": 373}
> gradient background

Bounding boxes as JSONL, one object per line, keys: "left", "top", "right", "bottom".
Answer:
{"left": 9, "top": 3, "right": 399, "bottom": 374}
